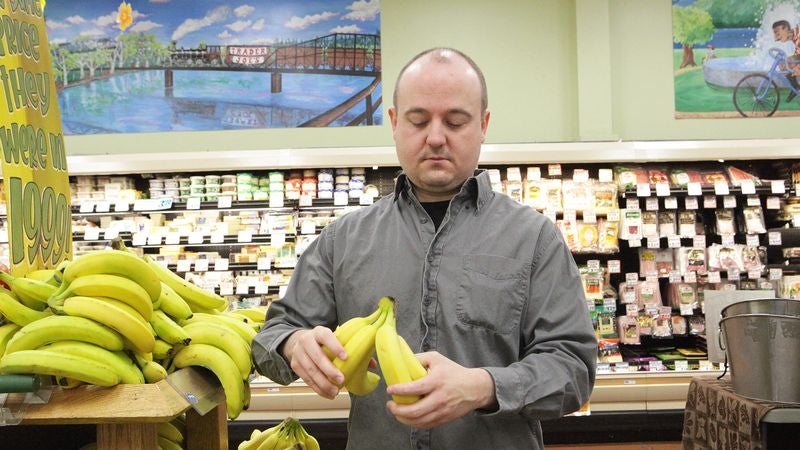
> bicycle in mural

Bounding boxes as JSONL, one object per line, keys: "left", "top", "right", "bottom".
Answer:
{"left": 732, "top": 47, "right": 800, "bottom": 117}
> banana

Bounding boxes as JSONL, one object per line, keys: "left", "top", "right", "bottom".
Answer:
{"left": 0, "top": 272, "right": 56, "bottom": 311}
{"left": 157, "top": 436, "right": 183, "bottom": 450}
{"left": 158, "top": 282, "right": 193, "bottom": 321}
{"left": 173, "top": 343, "right": 246, "bottom": 420}
{"left": 323, "top": 304, "right": 385, "bottom": 359}
{"left": 231, "top": 307, "right": 268, "bottom": 323}
{"left": 49, "top": 274, "right": 153, "bottom": 321}
{"left": 93, "top": 297, "right": 148, "bottom": 326}
{"left": 78, "top": 442, "right": 98, "bottom": 450}
{"left": 375, "top": 302, "right": 419, "bottom": 404}
{"left": 63, "top": 296, "right": 155, "bottom": 354}
{"left": 62, "top": 249, "right": 161, "bottom": 302}
{"left": 5, "top": 315, "right": 125, "bottom": 354}
{"left": 158, "top": 421, "right": 184, "bottom": 444}
{"left": 0, "top": 290, "right": 52, "bottom": 326}
{"left": 397, "top": 333, "right": 428, "bottom": 380}
{"left": 150, "top": 310, "right": 191, "bottom": 345}
{"left": 41, "top": 340, "right": 144, "bottom": 384}
{"left": 0, "top": 349, "right": 120, "bottom": 386}
{"left": 182, "top": 321, "right": 252, "bottom": 379}
{"left": 24, "top": 269, "right": 55, "bottom": 282}
{"left": 133, "top": 352, "right": 168, "bottom": 383}
{"left": 144, "top": 255, "right": 228, "bottom": 311}
{"left": 57, "top": 377, "right": 84, "bottom": 389}
{"left": 180, "top": 313, "right": 256, "bottom": 344}
{"left": 300, "top": 427, "right": 320, "bottom": 450}
{"left": 0, "top": 323, "right": 21, "bottom": 355}
{"left": 153, "top": 338, "right": 174, "bottom": 360}
{"left": 333, "top": 304, "right": 388, "bottom": 386}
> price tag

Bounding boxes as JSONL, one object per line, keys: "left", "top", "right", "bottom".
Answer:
{"left": 257, "top": 257, "right": 271, "bottom": 271}
{"left": 299, "top": 194, "right": 313, "bottom": 207}
{"left": 83, "top": 228, "right": 100, "bottom": 241}
{"left": 186, "top": 197, "right": 201, "bottom": 210}
{"left": 333, "top": 190, "right": 349, "bottom": 206}
{"left": 219, "top": 282, "right": 234, "bottom": 296}
{"left": 596, "top": 363, "right": 612, "bottom": 374}
{"left": 279, "top": 285, "right": 288, "bottom": 298}
{"left": 766, "top": 196, "right": 780, "bottom": 210}
{"left": 656, "top": 182, "right": 670, "bottom": 197}
{"left": 685, "top": 271, "right": 697, "bottom": 283}
{"left": 255, "top": 283, "right": 269, "bottom": 295}
{"left": 723, "top": 196, "right": 736, "bottom": 209}
{"left": 563, "top": 209, "right": 577, "bottom": 224}
{"left": 693, "top": 235, "right": 707, "bottom": 248}
{"left": 746, "top": 234, "right": 760, "bottom": 247}
{"left": 194, "top": 259, "right": 209, "bottom": 272}
{"left": 685, "top": 197, "right": 699, "bottom": 210}
{"left": 645, "top": 197, "right": 659, "bottom": 211}
{"left": 675, "top": 360, "right": 689, "bottom": 372}
{"left": 165, "top": 233, "right": 181, "bottom": 245}
{"left": 155, "top": 259, "right": 169, "bottom": 269}
{"left": 217, "top": 196, "right": 233, "bottom": 208}
{"left": 721, "top": 235, "right": 735, "bottom": 246}
{"left": 210, "top": 231, "right": 225, "bottom": 244}
{"left": 583, "top": 209, "right": 596, "bottom": 224}
{"left": 770, "top": 268, "right": 783, "bottom": 281}
{"left": 636, "top": 183, "right": 651, "bottom": 197}
{"left": 114, "top": 201, "right": 130, "bottom": 212}
{"left": 528, "top": 167, "right": 542, "bottom": 181}
{"left": 79, "top": 202, "right": 95, "bottom": 213}
{"left": 714, "top": 181, "right": 730, "bottom": 196}
{"left": 236, "top": 283, "right": 250, "bottom": 295}
{"left": 727, "top": 269, "right": 740, "bottom": 281}
{"left": 768, "top": 231, "right": 782, "bottom": 246}
{"left": 359, "top": 193, "right": 374, "bottom": 206}
{"left": 104, "top": 229, "right": 120, "bottom": 240}
{"left": 95, "top": 201, "right": 111, "bottom": 213}
{"left": 647, "top": 237, "right": 660, "bottom": 249}
{"left": 747, "top": 196, "right": 761, "bottom": 207}
{"left": 707, "top": 271, "right": 721, "bottom": 283}
{"left": 626, "top": 303, "right": 639, "bottom": 317}
{"left": 176, "top": 259, "right": 192, "bottom": 272}
{"left": 188, "top": 232, "right": 204, "bottom": 245}
{"left": 271, "top": 231, "right": 286, "bottom": 247}
{"left": 649, "top": 361, "right": 665, "bottom": 371}
{"left": 587, "top": 260, "right": 601, "bottom": 272}
{"left": 687, "top": 182, "right": 702, "bottom": 196}
{"left": 680, "top": 303, "right": 694, "bottom": 316}
{"left": 794, "top": 215, "right": 800, "bottom": 228}
{"left": 147, "top": 234, "right": 162, "bottom": 246}
{"left": 269, "top": 191, "right": 285, "bottom": 208}
{"left": 628, "top": 238, "right": 642, "bottom": 248}
{"left": 614, "top": 362, "right": 631, "bottom": 373}
{"left": 607, "top": 209, "right": 620, "bottom": 222}
{"left": 548, "top": 164, "right": 562, "bottom": 177}
{"left": 703, "top": 195, "right": 717, "bottom": 209}
{"left": 572, "top": 169, "right": 589, "bottom": 183}
{"left": 623, "top": 290, "right": 638, "bottom": 304}
{"left": 739, "top": 180, "right": 756, "bottom": 195}
{"left": 669, "top": 270, "right": 682, "bottom": 283}
{"left": 300, "top": 220, "right": 316, "bottom": 235}
{"left": 699, "top": 360, "right": 714, "bottom": 371}
{"left": 598, "top": 168, "right": 613, "bottom": 183}
{"left": 544, "top": 210, "right": 557, "bottom": 223}
{"left": 625, "top": 198, "right": 639, "bottom": 210}
{"left": 608, "top": 260, "right": 621, "bottom": 274}
{"left": 132, "top": 233, "right": 147, "bottom": 246}
{"left": 237, "top": 230, "right": 253, "bottom": 243}
{"left": 668, "top": 236, "right": 681, "bottom": 248}
{"left": 748, "top": 269, "right": 761, "bottom": 280}
{"left": 664, "top": 197, "right": 678, "bottom": 210}
{"left": 626, "top": 272, "right": 639, "bottom": 283}
{"left": 603, "top": 298, "right": 616, "bottom": 313}
{"left": 771, "top": 180, "right": 786, "bottom": 194}
{"left": 214, "top": 258, "right": 229, "bottom": 271}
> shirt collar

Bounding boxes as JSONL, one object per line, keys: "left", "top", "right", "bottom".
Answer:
{"left": 393, "top": 169, "right": 493, "bottom": 212}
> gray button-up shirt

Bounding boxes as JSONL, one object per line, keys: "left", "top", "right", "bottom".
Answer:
{"left": 253, "top": 170, "right": 597, "bottom": 450}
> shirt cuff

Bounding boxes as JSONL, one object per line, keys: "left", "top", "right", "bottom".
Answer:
{"left": 474, "top": 366, "right": 522, "bottom": 417}
{"left": 252, "top": 328, "right": 299, "bottom": 385}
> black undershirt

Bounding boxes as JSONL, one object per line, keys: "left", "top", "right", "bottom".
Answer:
{"left": 420, "top": 200, "right": 451, "bottom": 230}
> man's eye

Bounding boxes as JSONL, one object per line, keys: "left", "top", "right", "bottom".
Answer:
{"left": 447, "top": 122, "right": 465, "bottom": 128}
{"left": 410, "top": 120, "right": 428, "bottom": 127}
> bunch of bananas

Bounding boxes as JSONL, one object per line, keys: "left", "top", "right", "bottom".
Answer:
{"left": 238, "top": 417, "right": 320, "bottom": 450}
{"left": 0, "top": 241, "right": 268, "bottom": 421}
{"left": 78, "top": 414, "right": 186, "bottom": 450}
{"left": 326, "top": 296, "right": 427, "bottom": 402}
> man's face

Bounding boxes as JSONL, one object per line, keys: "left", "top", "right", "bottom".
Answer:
{"left": 774, "top": 25, "right": 791, "bottom": 41}
{"left": 388, "top": 54, "right": 490, "bottom": 202}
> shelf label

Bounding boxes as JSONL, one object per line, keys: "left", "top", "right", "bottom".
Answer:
{"left": 625, "top": 198, "right": 639, "bottom": 210}
{"left": 655, "top": 182, "right": 670, "bottom": 197}
{"left": 271, "top": 232, "right": 286, "bottom": 247}
{"left": 564, "top": 209, "right": 577, "bottom": 224}
{"left": 255, "top": 283, "right": 269, "bottom": 295}
{"left": 104, "top": 229, "right": 120, "bottom": 240}
{"left": 626, "top": 303, "right": 639, "bottom": 317}
{"left": 766, "top": 196, "right": 780, "bottom": 210}
{"left": 359, "top": 193, "right": 374, "bottom": 206}
{"left": 210, "top": 231, "right": 225, "bottom": 244}
{"left": 79, "top": 202, "right": 95, "bottom": 213}
{"left": 714, "top": 181, "right": 729, "bottom": 196}
{"left": 165, "top": 233, "right": 181, "bottom": 245}
{"left": 647, "top": 237, "right": 660, "bottom": 249}
{"left": 114, "top": 201, "right": 130, "bottom": 212}
{"left": 768, "top": 231, "right": 782, "bottom": 246}
{"left": 214, "top": 258, "right": 229, "bottom": 271}
{"left": 669, "top": 270, "right": 682, "bottom": 283}
{"left": 237, "top": 230, "right": 253, "bottom": 243}
{"left": 645, "top": 197, "right": 659, "bottom": 211}
{"left": 95, "top": 201, "right": 111, "bottom": 213}
{"left": 279, "top": 285, "right": 288, "bottom": 298}
{"left": 186, "top": 197, "right": 201, "bottom": 210}
{"left": 219, "top": 282, "right": 234, "bottom": 296}
{"left": 626, "top": 272, "right": 639, "bottom": 283}
{"left": 132, "top": 233, "right": 147, "bottom": 246}
{"left": 693, "top": 235, "right": 706, "bottom": 249}
{"left": 217, "top": 196, "right": 233, "bottom": 209}
{"left": 727, "top": 268, "right": 740, "bottom": 281}
{"left": 300, "top": 220, "right": 316, "bottom": 235}
{"left": 614, "top": 362, "right": 631, "bottom": 373}
{"left": 544, "top": 209, "right": 557, "bottom": 223}
{"left": 771, "top": 180, "right": 786, "bottom": 194}
{"left": 770, "top": 268, "right": 783, "bottom": 281}
{"left": 740, "top": 180, "right": 756, "bottom": 195}
{"left": 333, "top": 191, "right": 348, "bottom": 206}
{"left": 257, "top": 257, "right": 272, "bottom": 271}
{"left": 649, "top": 361, "right": 665, "bottom": 371}
{"left": 572, "top": 169, "right": 589, "bottom": 182}
{"left": 707, "top": 271, "right": 721, "bottom": 283}
{"left": 188, "top": 232, "right": 204, "bottom": 245}
{"left": 628, "top": 238, "right": 641, "bottom": 248}
{"left": 194, "top": 259, "right": 209, "bottom": 272}
{"left": 748, "top": 269, "right": 761, "bottom": 280}
{"left": 675, "top": 360, "right": 689, "bottom": 372}
{"left": 236, "top": 283, "right": 250, "bottom": 296}
{"left": 699, "top": 361, "right": 714, "bottom": 372}
{"left": 608, "top": 260, "right": 621, "bottom": 274}
{"left": 598, "top": 169, "right": 613, "bottom": 183}
{"left": 667, "top": 236, "right": 681, "bottom": 248}
{"left": 747, "top": 196, "right": 761, "bottom": 207}
{"left": 596, "top": 363, "right": 612, "bottom": 374}
{"left": 664, "top": 196, "right": 678, "bottom": 210}
{"left": 548, "top": 164, "right": 562, "bottom": 177}
{"left": 269, "top": 191, "right": 285, "bottom": 208}
{"left": 684, "top": 271, "right": 697, "bottom": 283}
{"left": 636, "top": 183, "right": 651, "bottom": 197}
{"left": 607, "top": 209, "right": 620, "bottom": 222}
{"left": 723, "top": 196, "right": 736, "bottom": 209}
{"left": 685, "top": 197, "right": 699, "bottom": 210}
{"left": 703, "top": 195, "right": 717, "bottom": 209}
{"left": 687, "top": 182, "right": 702, "bottom": 196}
{"left": 134, "top": 197, "right": 173, "bottom": 211}
{"left": 147, "top": 234, "right": 162, "bottom": 246}
{"left": 83, "top": 228, "right": 100, "bottom": 241}
{"left": 746, "top": 234, "right": 760, "bottom": 247}
{"left": 176, "top": 259, "right": 191, "bottom": 272}
{"left": 299, "top": 194, "right": 313, "bottom": 207}
{"left": 721, "top": 234, "right": 735, "bottom": 246}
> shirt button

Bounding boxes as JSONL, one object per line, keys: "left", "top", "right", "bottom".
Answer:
{"left": 423, "top": 298, "right": 431, "bottom": 306}
{"left": 422, "top": 343, "right": 431, "bottom": 351}
{"left": 420, "top": 218, "right": 428, "bottom": 224}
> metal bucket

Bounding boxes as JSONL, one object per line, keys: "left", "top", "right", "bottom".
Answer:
{"left": 720, "top": 298, "right": 800, "bottom": 404}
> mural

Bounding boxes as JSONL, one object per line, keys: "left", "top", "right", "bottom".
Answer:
{"left": 46, "top": 0, "right": 382, "bottom": 134}
{"left": 673, "top": 0, "right": 800, "bottom": 118}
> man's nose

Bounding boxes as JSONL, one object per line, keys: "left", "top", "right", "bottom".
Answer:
{"left": 426, "top": 120, "right": 446, "bottom": 148}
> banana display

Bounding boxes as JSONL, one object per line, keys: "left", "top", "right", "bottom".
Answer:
{"left": 0, "top": 240, "right": 268, "bottom": 425}
{"left": 238, "top": 417, "right": 320, "bottom": 450}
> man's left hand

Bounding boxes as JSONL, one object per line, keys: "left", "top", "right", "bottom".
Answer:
{"left": 386, "top": 351, "right": 497, "bottom": 429}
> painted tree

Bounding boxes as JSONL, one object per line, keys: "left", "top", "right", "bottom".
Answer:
{"left": 673, "top": 5, "right": 716, "bottom": 68}
{"left": 51, "top": 46, "right": 74, "bottom": 86}
{"left": 86, "top": 49, "right": 111, "bottom": 78}
{"left": 696, "top": 0, "right": 768, "bottom": 28}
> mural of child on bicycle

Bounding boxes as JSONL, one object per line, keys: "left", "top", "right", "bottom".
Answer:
{"left": 772, "top": 19, "right": 800, "bottom": 101}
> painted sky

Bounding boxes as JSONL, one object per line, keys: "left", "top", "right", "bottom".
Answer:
{"left": 44, "top": 0, "right": 381, "bottom": 47}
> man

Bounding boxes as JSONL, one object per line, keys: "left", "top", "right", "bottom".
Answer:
{"left": 253, "top": 48, "right": 596, "bottom": 449}
{"left": 772, "top": 20, "right": 800, "bottom": 102}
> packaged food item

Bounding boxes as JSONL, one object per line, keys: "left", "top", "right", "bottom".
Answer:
{"left": 671, "top": 315, "right": 687, "bottom": 336}
{"left": 676, "top": 247, "right": 707, "bottom": 275}
{"left": 597, "top": 219, "right": 620, "bottom": 253}
{"left": 652, "top": 307, "right": 673, "bottom": 338}
{"left": 726, "top": 165, "right": 762, "bottom": 187}
{"left": 656, "top": 249, "right": 675, "bottom": 277}
{"left": 668, "top": 282, "right": 697, "bottom": 310}
{"left": 642, "top": 211, "right": 658, "bottom": 238}
{"left": 543, "top": 179, "right": 563, "bottom": 212}
{"left": 708, "top": 244, "right": 743, "bottom": 272}
{"left": 614, "top": 165, "right": 649, "bottom": 190}
{"left": 591, "top": 182, "right": 618, "bottom": 213}
{"left": 557, "top": 219, "right": 579, "bottom": 252}
{"left": 619, "top": 281, "right": 639, "bottom": 305}
{"left": 506, "top": 167, "right": 523, "bottom": 203}
{"left": 638, "top": 314, "right": 653, "bottom": 336}
{"left": 700, "top": 169, "right": 729, "bottom": 188}
{"left": 743, "top": 206, "right": 767, "bottom": 234}
{"left": 715, "top": 209, "right": 736, "bottom": 236}
{"left": 598, "top": 339, "right": 623, "bottom": 363}
{"left": 648, "top": 167, "right": 670, "bottom": 186}
{"left": 639, "top": 248, "right": 658, "bottom": 278}
{"left": 618, "top": 316, "right": 641, "bottom": 345}
{"left": 598, "top": 314, "right": 618, "bottom": 339}
{"left": 782, "top": 275, "right": 800, "bottom": 299}
{"left": 621, "top": 209, "right": 643, "bottom": 240}
{"left": 741, "top": 246, "right": 764, "bottom": 272}
{"left": 689, "top": 316, "right": 706, "bottom": 335}
{"left": 562, "top": 181, "right": 592, "bottom": 212}
{"left": 581, "top": 269, "right": 603, "bottom": 300}
{"left": 524, "top": 179, "right": 546, "bottom": 210}
{"left": 638, "top": 279, "right": 662, "bottom": 309}
{"left": 679, "top": 211, "right": 697, "bottom": 237}
{"left": 669, "top": 168, "right": 703, "bottom": 188}
{"left": 658, "top": 211, "right": 677, "bottom": 237}
{"left": 578, "top": 222, "right": 599, "bottom": 253}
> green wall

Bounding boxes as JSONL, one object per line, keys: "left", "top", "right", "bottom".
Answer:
{"left": 62, "top": 0, "right": 799, "bottom": 157}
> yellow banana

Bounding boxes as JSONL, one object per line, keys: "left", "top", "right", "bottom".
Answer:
{"left": 180, "top": 313, "right": 256, "bottom": 344}
{"left": 158, "top": 281, "right": 194, "bottom": 321}
{"left": 91, "top": 297, "right": 148, "bottom": 326}
{"left": 182, "top": 321, "right": 252, "bottom": 379}
{"left": 0, "top": 349, "right": 120, "bottom": 386}
{"left": 300, "top": 427, "right": 320, "bottom": 450}
{"left": 397, "top": 334, "right": 428, "bottom": 380}
{"left": 0, "top": 290, "right": 52, "bottom": 326}
{"left": 0, "top": 323, "right": 21, "bottom": 355}
{"left": 375, "top": 303, "right": 420, "bottom": 404}
{"left": 78, "top": 442, "right": 98, "bottom": 450}
{"left": 153, "top": 338, "right": 174, "bottom": 360}
{"left": 5, "top": 315, "right": 125, "bottom": 354}
{"left": 144, "top": 255, "right": 228, "bottom": 311}
{"left": 57, "top": 377, "right": 84, "bottom": 389}
{"left": 25, "top": 269, "right": 56, "bottom": 282}
{"left": 157, "top": 421, "right": 184, "bottom": 444}
{"left": 62, "top": 249, "right": 161, "bottom": 302}
{"left": 344, "top": 364, "right": 381, "bottom": 396}
{"left": 50, "top": 274, "right": 153, "bottom": 321}
{"left": 0, "top": 272, "right": 56, "bottom": 311}
{"left": 63, "top": 296, "right": 155, "bottom": 354}
{"left": 41, "top": 340, "right": 144, "bottom": 384}
{"left": 323, "top": 304, "right": 384, "bottom": 359}
{"left": 150, "top": 309, "right": 191, "bottom": 345}
{"left": 231, "top": 307, "right": 268, "bottom": 323}
{"left": 133, "top": 352, "right": 168, "bottom": 383}
{"left": 333, "top": 304, "right": 388, "bottom": 386}
{"left": 173, "top": 343, "right": 246, "bottom": 420}
{"left": 157, "top": 436, "right": 183, "bottom": 450}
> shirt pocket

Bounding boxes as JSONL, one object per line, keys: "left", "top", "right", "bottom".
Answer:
{"left": 456, "top": 254, "right": 530, "bottom": 334}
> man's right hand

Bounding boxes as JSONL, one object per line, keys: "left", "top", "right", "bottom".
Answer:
{"left": 282, "top": 327, "right": 346, "bottom": 399}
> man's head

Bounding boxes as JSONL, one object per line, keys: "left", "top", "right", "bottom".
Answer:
{"left": 388, "top": 48, "right": 490, "bottom": 202}
{"left": 774, "top": 20, "right": 792, "bottom": 41}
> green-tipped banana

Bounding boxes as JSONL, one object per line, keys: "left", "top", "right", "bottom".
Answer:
{"left": 62, "top": 249, "right": 161, "bottom": 302}
{"left": 158, "top": 420, "right": 184, "bottom": 444}
{"left": 50, "top": 274, "right": 153, "bottom": 321}
{"left": 158, "top": 282, "right": 193, "bottom": 321}
{"left": 41, "top": 341, "right": 144, "bottom": 384}
{"left": 0, "top": 349, "right": 120, "bottom": 386}
{"left": 153, "top": 339, "right": 174, "bottom": 360}
{"left": 5, "top": 315, "right": 125, "bottom": 354}
{"left": 183, "top": 321, "right": 252, "bottom": 379}
{"left": 0, "top": 290, "right": 52, "bottom": 326}
{"left": 333, "top": 304, "right": 388, "bottom": 386}
{"left": 173, "top": 343, "right": 246, "bottom": 419}
{"left": 0, "top": 323, "right": 21, "bottom": 355}
{"left": 375, "top": 302, "right": 419, "bottom": 404}
{"left": 62, "top": 296, "right": 155, "bottom": 354}
{"left": 180, "top": 313, "right": 256, "bottom": 344}
{"left": 150, "top": 310, "right": 191, "bottom": 345}
{"left": 133, "top": 352, "right": 168, "bottom": 383}
{"left": 0, "top": 272, "right": 56, "bottom": 311}
{"left": 144, "top": 255, "right": 228, "bottom": 311}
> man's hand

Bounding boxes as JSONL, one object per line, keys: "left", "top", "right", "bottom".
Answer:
{"left": 282, "top": 326, "right": 347, "bottom": 400}
{"left": 385, "top": 351, "right": 497, "bottom": 428}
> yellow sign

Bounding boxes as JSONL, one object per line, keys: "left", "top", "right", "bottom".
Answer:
{"left": 0, "top": 0, "right": 71, "bottom": 275}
